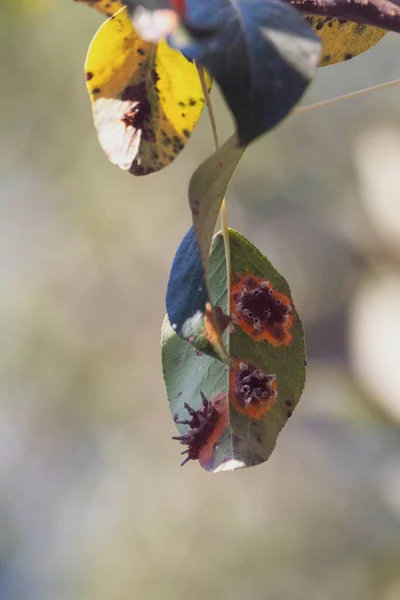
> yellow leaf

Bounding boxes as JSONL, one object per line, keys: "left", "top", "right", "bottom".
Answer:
{"left": 85, "top": 7, "right": 209, "bottom": 176}
{"left": 307, "top": 17, "right": 387, "bottom": 66}
{"left": 75, "top": 0, "right": 125, "bottom": 18}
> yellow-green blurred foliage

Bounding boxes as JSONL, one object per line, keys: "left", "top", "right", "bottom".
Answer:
{"left": 0, "top": 4, "right": 399, "bottom": 600}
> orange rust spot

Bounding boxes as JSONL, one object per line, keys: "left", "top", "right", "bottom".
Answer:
{"left": 198, "top": 393, "right": 228, "bottom": 469}
{"left": 231, "top": 272, "right": 294, "bottom": 346}
{"left": 203, "top": 302, "right": 231, "bottom": 348}
{"left": 229, "top": 359, "right": 277, "bottom": 419}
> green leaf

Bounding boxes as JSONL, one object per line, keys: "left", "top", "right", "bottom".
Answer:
{"left": 162, "top": 229, "right": 306, "bottom": 472}
{"left": 189, "top": 133, "right": 245, "bottom": 301}
{"left": 172, "top": 0, "right": 321, "bottom": 145}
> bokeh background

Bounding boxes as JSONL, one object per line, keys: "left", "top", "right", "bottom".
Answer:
{"left": 1, "top": 2, "right": 400, "bottom": 599}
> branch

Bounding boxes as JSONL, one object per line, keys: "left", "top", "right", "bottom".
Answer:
{"left": 288, "top": 0, "right": 400, "bottom": 34}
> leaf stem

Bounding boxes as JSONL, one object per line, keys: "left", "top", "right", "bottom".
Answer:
{"left": 197, "top": 65, "right": 219, "bottom": 149}
{"left": 197, "top": 65, "right": 232, "bottom": 316}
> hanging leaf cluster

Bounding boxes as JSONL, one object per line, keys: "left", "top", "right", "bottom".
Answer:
{"left": 75, "top": 0, "right": 394, "bottom": 471}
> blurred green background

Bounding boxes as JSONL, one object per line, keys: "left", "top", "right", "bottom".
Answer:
{"left": 1, "top": 3, "right": 400, "bottom": 599}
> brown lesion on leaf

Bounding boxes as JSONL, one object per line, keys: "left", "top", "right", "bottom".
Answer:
{"left": 354, "top": 23, "right": 367, "bottom": 33}
{"left": 229, "top": 360, "right": 277, "bottom": 419}
{"left": 150, "top": 69, "right": 160, "bottom": 85}
{"left": 133, "top": 164, "right": 153, "bottom": 176}
{"left": 232, "top": 273, "right": 294, "bottom": 346}
{"left": 314, "top": 19, "right": 325, "bottom": 30}
{"left": 172, "top": 392, "right": 228, "bottom": 468}
{"left": 121, "top": 82, "right": 156, "bottom": 143}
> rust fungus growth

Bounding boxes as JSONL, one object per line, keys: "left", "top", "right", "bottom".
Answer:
{"left": 232, "top": 273, "right": 294, "bottom": 346}
{"left": 229, "top": 360, "right": 277, "bottom": 419}
{"left": 204, "top": 303, "right": 232, "bottom": 349}
{"left": 172, "top": 392, "right": 227, "bottom": 467}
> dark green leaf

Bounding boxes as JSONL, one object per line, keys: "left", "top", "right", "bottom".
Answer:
{"left": 172, "top": 0, "right": 321, "bottom": 145}
{"left": 166, "top": 226, "right": 231, "bottom": 359}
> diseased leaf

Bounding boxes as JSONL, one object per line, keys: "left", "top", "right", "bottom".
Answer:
{"left": 162, "top": 229, "right": 306, "bottom": 472}
{"left": 170, "top": 0, "right": 321, "bottom": 145}
{"left": 308, "top": 17, "right": 387, "bottom": 66}
{"left": 163, "top": 232, "right": 231, "bottom": 471}
{"left": 290, "top": 0, "right": 400, "bottom": 38}
{"left": 162, "top": 320, "right": 231, "bottom": 470}
{"left": 85, "top": 6, "right": 210, "bottom": 176}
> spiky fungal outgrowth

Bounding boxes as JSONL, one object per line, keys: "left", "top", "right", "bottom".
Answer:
{"left": 173, "top": 392, "right": 220, "bottom": 466}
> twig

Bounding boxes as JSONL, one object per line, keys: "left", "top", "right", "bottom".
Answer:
{"left": 295, "top": 78, "right": 400, "bottom": 115}
{"left": 289, "top": 0, "right": 400, "bottom": 34}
